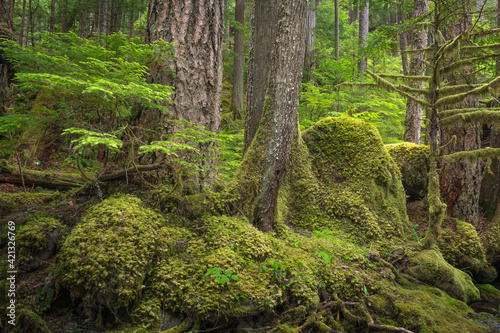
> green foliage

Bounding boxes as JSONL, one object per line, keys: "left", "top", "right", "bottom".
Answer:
{"left": 62, "top": 127, "right": 123, "bottom": 152}
{"left": 205, "top": 267, "right": 240, "bottom": 284}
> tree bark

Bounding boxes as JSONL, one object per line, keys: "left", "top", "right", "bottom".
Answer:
{"left": 243, "top": 0, "right": 278, "bottom": 152}
{"left": 335, "top": 0, "right": 339, "bottom": 61}
{"left": 230, "top": 0, "right": 245, "bottom": 120}
{"left": 128, "top": 1, "right": 135, "bottom": 37}
{"left": 19, "top": 0, "right": 27, "bottom": 46}
{"left": 397, "top": 7, "right": 408, "bottom": 75}
{"left": 358, "top": 0, "right": 369, "bottom": 74}
{"left": 236, "top": 0, "right": 307, "bottom": 232}
{"left": 480, "top": 127, "right": 500, "bottom": 222}
{"left": 145, "top": 0, "right": 223, "bottom": 189}
{"left": 304, "top": 0, "right": 316, "bottom": 82}
{"left": 404, "top": 0, "right": 428, "bottom": 144}
{"left": 49, "top": 0, "right": 56, "bottom": 32}
{"left": 0, "top": 0, "right": 14, "bottom": 115}
{"left": 439, "top": 2, "right": 481, "bottom": 225}
{"left": 109, "top": 0, "right": 122, "bottom": 34}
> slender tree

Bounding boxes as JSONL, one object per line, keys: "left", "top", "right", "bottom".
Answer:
{"left": 236, "top": 0, "right": 307, "bottom": 232}
{"left": 0, "top": 0, "right": 14, "bottom": 115}
{"left": 304, "top": 0, "right": 316, "bottom": 82}
{"left": 358, "top": 0, "right": 369, "bottom": 73}
{"left": 145, "top": 0, "right": 223, "bottom": 189}
{"left": 404, "top": 0, "right": 429, "bottom": 143}
{"left": 230, "top": 0, "right": 245, "bottom": 120}
{"left": 335, "top": 0, "right": 339, "bottom": 61}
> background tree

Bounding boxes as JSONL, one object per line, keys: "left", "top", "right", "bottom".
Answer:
{"left": 0, "top": 0, "right": 14, "bottom": 115}
{"left": 230, "top": 0, "right": 245, "bottom": 120}
{"left": 358, "top": 0, "right": 369, "bottom": 73}
{"left": 145, "top": 0, "right": 223, "bottom": 189}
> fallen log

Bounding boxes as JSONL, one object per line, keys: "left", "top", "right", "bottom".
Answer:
{"left": 0, "top": 160, "right": 164, "bottom": 190}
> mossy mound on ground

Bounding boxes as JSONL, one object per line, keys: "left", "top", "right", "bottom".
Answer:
{"left": 386, "top": 142, "right": 430, "bottom": 200}
{"left": 406, "top": 249, "right": 480, "bottom": 303}
{"left": 481, "top": 214, "right": 500, "bottom": 262}
{"left": 369, "top": 280, "right": 490, "bottom": 333}
{"left": 290, "top": 116, "right": 409, "bottom": 241}
{"left": 476, "top": 284, "right": 500, "bottom": 300}
{"left": 57, "top": 195, "right": 163, "bottom": 320}
{"left": 17, "top": 217, "right": 65, "bottom": 265}
{"left": 438, "top": 219, "right": 487, "bottom": 274}
{"left": 0, "top": 191, "right": 60, "bottom": 215}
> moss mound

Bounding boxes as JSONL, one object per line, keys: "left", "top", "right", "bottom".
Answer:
{"left": 438, "top": 219, "right": 487, "bottom": 274}
{"left": 406, "top": 249, "right": 480, "bottom": 303}
{"left": 57, "top": 195, "right": 163, "bottom": 317}
{"left": 292, "top": 116, "right": 409, "bottom": 240}
{"left": 481, "top": 214, "right": 500, "bottom": 262}
{"left": 386, "top": 142, "right": 430, "bottom": 200}
{"left": 0, "top": 191, "right": 59, "bottom": 215}
{"left": 17, "top": 217, "right": 65, "bottom": 265}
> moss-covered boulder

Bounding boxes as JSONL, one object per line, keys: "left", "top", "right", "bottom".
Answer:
{"left": 293, "top": 117, "right": 409, "bottom": 240}
{"left": 406, "top": 249, "right": 480, "bottom": 303}
{"left": 438, "top": 219, "right": 487, "bottom": 275}
{"left": 17, "top": 217, "right": 65, "bottom": 266}
{"left": 386, "top": 142, "right": 430, "bottom": 200}
{"left": 0, "top": 191, "right": 59, "bottom": 216}
{"left": 57, "top": 195, "right": 163, "bottom": 320}
{"left": 481, "top": 214, "right": 500, "bottom": 263}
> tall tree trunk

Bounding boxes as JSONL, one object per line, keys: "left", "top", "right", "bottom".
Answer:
{"left": 397, "top": 6, "right": 408, "bottom": 74}
{"left": 0, "top": 0, "right": 14, "bottom": 115}
{"left": 480, "top": 127, "right": 500, "bottom": 222}
{"left": 358, "top": 0, "right": 369, "bottom": 74}
{"left": 145, "top": 0, "right": 223, "bottom": 189}
{"left": 497, "top": 0, "right": 500, "bottom": 77}
{"left": 236, "top": 0, "right": 307, "bottom": 232}
{"left": 128, "top": 1, "right": 135, "bottom": 37}
{"left": 243, "top": 0, "right": 278, "bottom": 152}
{"left": 304, "top": 0, "right": 316, "bottom": 82}
{"left": 335, "top": 0, "right": 339, "bottom": 61}
{"left": 49, "top": 0, "right": 56, "bottom": 32}
{"left": 109, "top": 0, "right": 122, "bottom": 34}
{"left": 230, "top": 0, "right": 245, "bottom": 120}
{"left": 439, "top": 2, "right": 481, "bottom": 225}
{"left": 19, "top": 0, "right": 27, "bottom": 45}
{"left": 404, "top": 0, "right": 428, "bottom": 143}
{"left": 224, "top": 0, "right": 230, "bottom": 52}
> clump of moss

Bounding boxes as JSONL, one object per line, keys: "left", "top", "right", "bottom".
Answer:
{"left": 481, "top": 214, "right": 500, "bottom": 262}
{"left": 386, "top": 142, "right": 430, "bottom": 200}
{"left": 476, "top": 284, "right": 500, "bottom": 300}
{"left": 292, "top": 117, "right": 410, "bottom": 240}
{"left": 439, "top": 219, "right": 487, "bottom": 273}
{"left": 57, "top": 195, "right": 163, "bottom": 319}
{"left": 406, "top": 249, "right": 480, "bottom": 303}
{"left": 17, "top": 217, "right": 64, "bottom": 265}
{"left": 0, "top": 191, "right": 59, "bottom": 215}
{"left": 130, "top": 290, "right": 162, "bottom": 331}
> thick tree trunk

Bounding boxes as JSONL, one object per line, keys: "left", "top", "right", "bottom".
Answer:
{"left": 236, "top": 0, "right": 307, "bottom": 232}
{"left": 145, "top": 0, "right": 223, "bottom": 189}
{"left": 335, "top": 0, "right": 339, "bottom": 61}
{"left": 358, "top": 0, "right": 369, "bottom": 74}
{"left": 480, "top": 127, "right": 500, "bottom": 222}
{"left": 404, "top": 0, "right": 428, "bottom": 144}
{"left": 230, "top": 0, "right": 245, "bottom": 120}
{"left": 304, "top": 0, "right": 316, "bottom": 83}
{"left": 0, "top": 0, "right": 14, "bottom": 115}
{"left": 109, "top": 0, "right": 122, "bottom": 34}
{"left": 243, "top": 0, "right": 278, "bottom": 152}
{"left": 439, "top": 2, "right": 481, "bottom": 225}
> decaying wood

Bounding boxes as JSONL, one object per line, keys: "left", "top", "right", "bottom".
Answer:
{"left": 0, "top": 159, "right": 164, "bottom": 189}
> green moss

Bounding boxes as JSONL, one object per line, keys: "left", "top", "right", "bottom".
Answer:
{"left": 290, "top": 116, "right": 410, "bottom": 240}
{"left": 17, "top": 306, "right": 52, "bottom": 333}
{"left": 481, "top": 214, "right": 500, "bottom": 261}
{"left": 130, "top": 290, "right": 162, "bottom": 331}
{"left": 0, "top": 191, "right": 59, "bottom": 215}
{"left": 407, "top": 249, "right": 480, "bottom": 303}
{"left": 439, "top": 219, "right": 487, "bottom": 273}
{"left": 57, "top": 195, "right": 163, "bottom": 319}
{"left": 476, "top": 284, "right": 500, "bottom": 300}
{"left": 386, "top": 142, "right": 430, "bottom": 198}
{"left": 17, "top": 217, "right": 64, "bottom": 265}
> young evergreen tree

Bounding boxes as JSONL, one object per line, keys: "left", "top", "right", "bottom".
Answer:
{"left": 337, "top": 0, "right": 500, "bottom": 247}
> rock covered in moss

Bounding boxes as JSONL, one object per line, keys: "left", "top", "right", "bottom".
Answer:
{"left": 297, "top": 116, "right": 409, "bottom": 240}
{"left": 407, "top": 250, "right": 480, "bottom": 303}
{"left": 57, "top": 195, "right": 163, "bottom": 317}
{"left": 439, "top": 219, "right": 487, "bottom": 275}
{"left": 481, "top": 214, "right": 500, "bottom": 262}
{"left": 386, "top": 142, "right": 430, "bottom": 200}
{"left": 17, "top": 217, "right": 65, "bottom": 266}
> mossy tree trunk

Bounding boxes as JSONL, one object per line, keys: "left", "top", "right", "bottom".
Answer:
{"left": 243, "top": 0, "right": 278, "bottom": 153}
{"left": 404, "top": 0, "right": 428, "bottom": 144}
{"left": 230, "top": 0, "right": 245, "bottom": 120}
{"left": 235, "top": 0, "right": 307, "bottom": 232}
{"left": 145, "top": 0, "right": 223, "bottom": 189}
{"left": 0, "top": 0, "right": 14, "bottom": 115}
{"left": 438, "top": 0, "right": 482, "bottom": 225}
